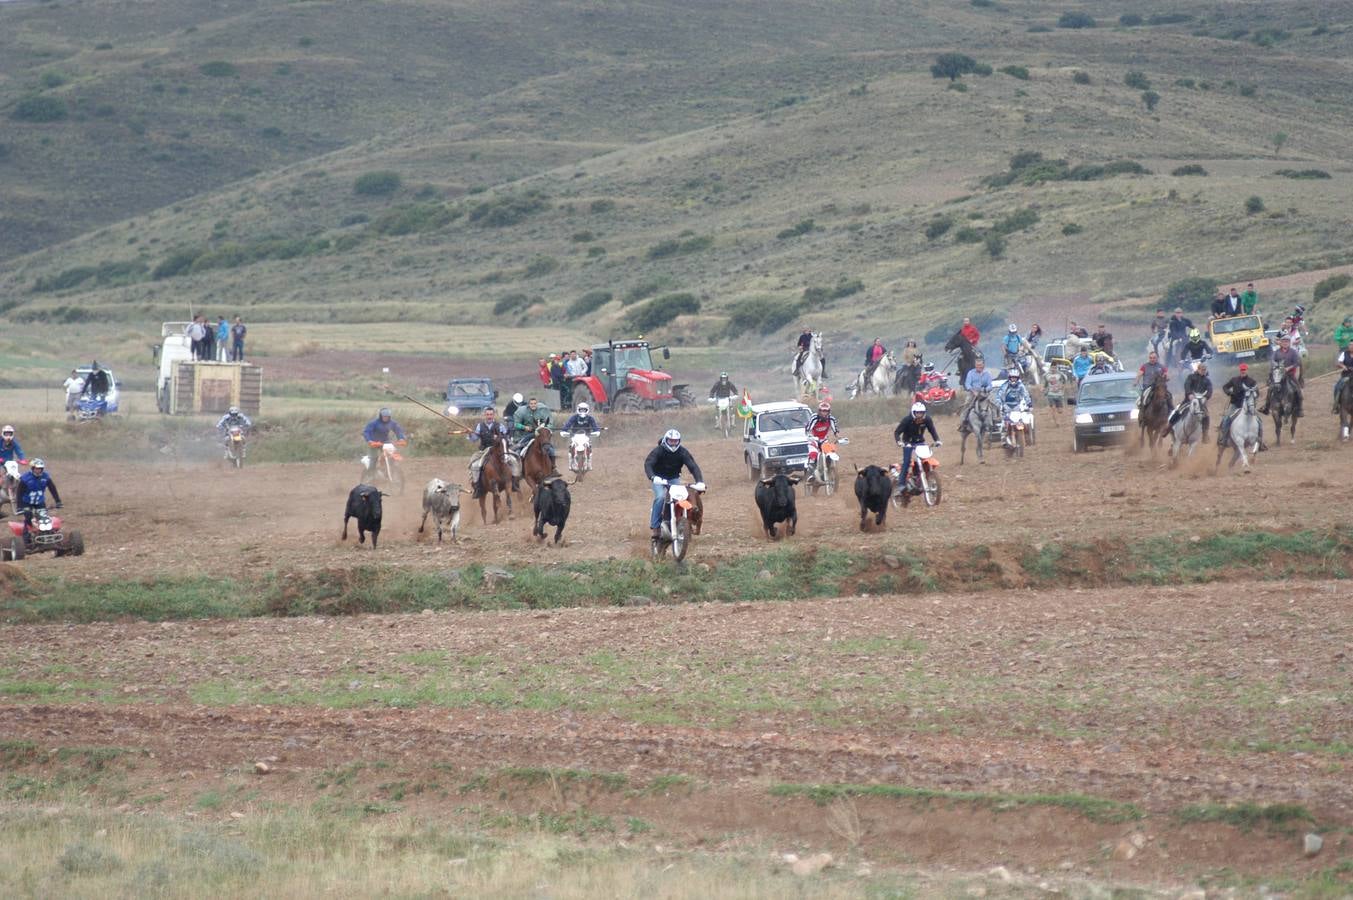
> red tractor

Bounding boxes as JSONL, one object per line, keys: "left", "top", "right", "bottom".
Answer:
{"left": 570, "top": 340, "right": 697, "bottom": 413}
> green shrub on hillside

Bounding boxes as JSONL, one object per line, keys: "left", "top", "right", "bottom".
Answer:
{"left": 1313, "top": 274, "right": 1351, "bottom": 301}
{"left": 1244, "top": 196, "right": 1265, "bottom": 215}
{"left": 1238, "top": 83, "right": 1257, "bottom": 97}
{"left": 1027, "top": 25, "right": 1052, "bottom": 33}
{"left": 1148, "top": 13, "right": 1193, "bottom": 25}
{"left": 625, "top": 276, "right": 677, "bottom": 305}
{"left": 33, "top": 259, "right": 147, "bottom": 293}
{"left": 930, "top": 52, "right": 979, "bottom": 82}
{"left": 491, "top": 293, "right": 533, "bottom": 316}
{"left": 1000, "top": 65, "right": 1030, "bottom": 80}
{"left": 624, "top": 293, "right": 700, "bottom": 332}
{"left": 9, "top": 305, "right": 93, "bottom": 324}
{"left": 1058, "top": 11, "right": 1096, "bottom": 28}
{"left": 984, "top": 152, "right": 1150, "bottom": 187}
{"left": 523, "top": 256, "right": 560, "bottom": 279}
{"left": 802, "top": 279, "right": 864, "bottom": 304}
{"left": 10, "top": 95, "right": 68, "bottom": 122}
{"left": 1251, "top": 28, "right": 1289, "bottom": 47}
{"left": 724, "top": 296, "right": 804, "bottom": 337}
{"left": 1124, "top": 71, "right": 1151, "bottom": 90}
{"left": 568, "top": 290, "right": 613, "bottom": 319}
{"left": 589, "top": 199, "right": 616, "bottom": 214}
{"left": 570, "top": 230, "right": 595, "bottom": 242}
{"left": 992, "top": 208, "right": 1039, "bottom": 234}
{"left": 924, "top": 217, "right": 953, "bottom": 240}
{"left": 647, "top": 234, "right": 713, "bottom": 259}
{"left": 468, "top": 190, "right": 549, "bottom": 227}
{"left": 152, "top": 249, "right": 201, "bottom": 280}
{"left": 39, "top": 71, "right": 68, "bottom": 89}
{"left": 1072, "top": 71, "right": 1091, "bottom": 85}
{"left": 776, "top": 219, "right": 817, "bottom": 239}
{"left": 1142, "top": 90, "right": 1160, "bottom": 111}
{"left": 1171, "top": 164, "right": 1208, "bottom": 176}
{"left": 972, "top": 63, "right": 993, "bottom": 77}
{"left": 983, "top": 232, "right": 1007, "bottom": 258}
{"left": 1274, "top": 169, "right": 1331, "bottom": 180}
{"left": 369, "top": 202, "right": 459, "bottom": 236}
{"left": 1119, "top": 14, "right": 1143, "bottom": 26}
{"left": 353, "top": 171, "right": 402, "bottom": 197}
{"left": 1061, "top": 223, "right": 1084, "bottom": 235}
{"left": 0, "top": 143, "right": 10, "bottom": 162}
{"left": 1165, "top": 277, "right": 1218, "bottom": 312}
{"left": 198, "top": 61, "right": 238, "bottom": 77}
{"left": 954, "top": 226, "right": 983, "bottom": 244}
{"left": 947, "top": 82, "right": 969, "bottom": 93}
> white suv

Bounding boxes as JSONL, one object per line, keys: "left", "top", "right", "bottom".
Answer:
{"left": 742, "top": 401, "right": 813, "bottom": 480}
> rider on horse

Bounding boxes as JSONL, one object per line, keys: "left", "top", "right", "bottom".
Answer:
{"left": 1168, "top": 362, "right": 1213, "bottom": 440}
{"left": 1218, "top": 364, "right": 1265, "bottom": 450}
{"left": 804, "top": 400, "right": 843, "bottom": 480}
{"left": 512, "top": 397, "right": 556, "bottom": 464}
{"left": 861, "top": 339, "right": 887, "bottom": 383}
{"left": 960, "top": 317, "right": 981, "bottom": 347}
{"left": 960, "top": 357, "right": 993, "bottom": 418}
{"left": 793, "top": 328, "right": 825, "bottom": 379}
{"left": 1135, "top": 351, "right": 1172, "bottom": 411}
{"left": 1261, "top": 335, "right": 1304, "bottom": 418}
{"left": 1334, "top": 340, "right": 1353, "bottom": 413}
{"left": 1166, "top": 308, "right": 1193, "bottom": 363}
{"left": 467, "top": 408, "right": 512, "bottom": 498}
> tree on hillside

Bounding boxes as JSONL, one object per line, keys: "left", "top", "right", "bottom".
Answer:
{"left": 1271, "top": 131, "right": 1288, "bottom": 155}
{"left": 1142, "top": 90, "right": 1160, "bottom": 111}
{"left": 931, "top": 53, "right": 979, "bottom": 82}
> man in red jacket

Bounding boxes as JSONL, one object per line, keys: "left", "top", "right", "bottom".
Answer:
{"left": 959, "top": 317, "right": 980, "bottom": 347}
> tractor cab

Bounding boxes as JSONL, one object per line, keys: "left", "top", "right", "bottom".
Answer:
{"left": 574, "top": 340, "right": 694, "bottom": 413}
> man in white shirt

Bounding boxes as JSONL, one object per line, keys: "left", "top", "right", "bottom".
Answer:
{"left": 62, "top": 369, "right": 85, "bottom": 413}
{"left": 564, "top": 350, "right": 588, "bottom": 378}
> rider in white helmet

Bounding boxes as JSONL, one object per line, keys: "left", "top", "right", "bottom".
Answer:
{"left": 643, "top": 429, "right": 704, "bottom": 539}
{"left": 562, "top": 402, "right": 601, "bottom": 434}
{"left": 804, "top": 400, "right": 844, "bottom": 480}
{"left": 894, "top": 402, "right": 940, "bottom": 485}
{"left": 1002, "top": 323, "right": 1024, "bottom": 372}
{"left": 502, "top": 392, "right": 526, "bottom": 421}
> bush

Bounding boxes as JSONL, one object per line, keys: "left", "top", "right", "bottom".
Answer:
{"left": 34, "top": 259, "right": 147, "bottom": 293}
{"left": 724, "top": 296, "right": 804, "bottom": 337}
{"left": 1313, "top": 273, "right": 1351, "bottom": 301}
{"left": 522, "top": 256, "right": 560, "bottom": 279}
{"left": 568, "top": 290, "right": 613, "bottom": 318}
{"left": 1058, "top": 11, "right": 1096, "bottom": 29}
{"left": 198, "top": 61, "right": 238, "bottom": 77}
{"left": 1244, "top": 196, "right": 1265, "bottom": 215}
{"left": 776, "top": 219, "right": 817, "bottom": 240}
{"left": 931, "top": 52, "right": 979, "bottom": 81}
{"left": 1072, "top": 70, "right": 1091, "bottom": 85}
{"left": 992, "top": 208, "right": 1039, "bottom": 235}
{"left": 624, "top": 292, "right": 700, "bottom": 332}
{"left": 983, "top": 232, "right": 1007, "bottom": 258}
{"left": 947, "top": 82, "right": 969, "bottom": 93}
{"left": 571, "top": 230, "right": 595, "bottom": 242}
{"left": 647, "top": 234, "right": 713, "bottom": 259}
{"left": 1172, "top": 164, "right": 1208, "bottom": 176}
{"left": 1148, "top": 13, "right": 1193, "bottom": 25}
{"left": 468, "top": 190, "right": 550, "bottom": 227}
{"left": 972, "top": 63, "right": 993, "bottom": 77}
{"left": 1119, "top": 14, "right": 1143, "bottom": 26}
{"left": 152, "top": 249, "right": 202, "bottom": 280}
{"left": 40, "top": 70, "right": 68, "bottom": 89}
{"left": 1124, "top": 71, "right": 1152, "bottom": 90}
{"left": 1175, "top": 78, "right": 1196, "bottom": 88}
{"left": 589, "top": 198, "right": 616, "bottom": 214}
{"left": 353, "top": 170, "right": 402, "bottom": 197}
{"left": 802, "top": 279, "right": 864, "bottom": 304}
{"left": 1252, "top": 28, "right": 1289, "bottom": 47}
{"left": 1000, "top": 65, "right": 1030, "bottom": 80}
{"left": 1274, "top": 169, "right": 1331, "bottom": 180}
{"left": 10, "top": 95, "right": 67, "bottom": 122}
{"left": 1238, "top": 83, "right": 1257, "bottom": 97}
{"left": 1027, "top": 24, "right": 1052, "bottom": 33}
{"left": 954, "top": 226, "right": 984, "bottom": 244}
{"left": 1165, "top": 277, "right": 1218, "bottom": 312}
{"left": 625, "top": 276, "right": 676, "bottom": 304}
{"left": 983, "top": 151, "right": 1149, "bottom": 188}
{"left": 1142, "top": 90, "right": 1160, "bottom": 111}
{"left": 924, "top": 217, "right": 953, "bottom": 240}
{"left": 1061, "top": 223, "right": 1084, "bottom": 235}
{"left": 369, "top": 202, "right": 458, "bottom": 235}
{"left": 492, "top": 293, "right": 533, "bottom": 316}
{"left": 586, "top": 246, "right": 606, "bottom": 258}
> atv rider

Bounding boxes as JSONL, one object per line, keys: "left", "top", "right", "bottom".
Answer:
{"left": 643, "top": 429, "right": 704, "bottom": 539}
{"left": 894, "top": 402, "right": 940, "bottom": 489}
{"left": 1260, "top": 335, "right": 1304, "bottom": 418}
{"left": 0, "top": 426, "right": 26, "bottom": 466}
{"left": 804, "top": 401, "right": 844, "bottom": 480}
{"left": 82, "top": 361, "right": 111, "bottom": 398}
{"left": 708, "top": 372, "right": 738, "bottom": 401}
{"left": 1168, "top": 362, "right": 1213, "bottom": 440}
{"left": 511, "top": 397, "right": 555, "bottom": 464}
{"left": 466, "top": 408, "right": 512, "bottom": 498}
{"left": 916, "top": 362, "right": 943, "bottom": 392}
{"left": 17, "top": 458, "right": 62, "bottom": 542}
{"left": 561, "top": 402, "right": 602, "bottom": 435}
{"left": 1219, "top": 363, "right": 1265, "bottom": 450}
{"left": 1181, "top": 328, "right": 1214, "bottom": 367}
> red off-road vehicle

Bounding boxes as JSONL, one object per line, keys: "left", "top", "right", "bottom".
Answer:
{"left": 569, "top": 340, "right": 696, "bottom": 413}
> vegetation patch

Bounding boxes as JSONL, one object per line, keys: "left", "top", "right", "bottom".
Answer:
{"left": 10, "top": 95, "right": 68, "bottom": 123}
{"left": 353, "top": 171, "right": 402, "bottom": 197}
{"left": 1164, "top": 276, "right": 1219, "bottom": 312}
{"left": 999, "top": 65, "right": 1030, "bottom": 81}
{"left": 468, "top": 191, "right": 549, "bottom": 227}
{"left": 369, "top": 202, "right": 459, "bottom": 236}
{"left": 802, "top": 279, "right": 864, "bottom": 304}
{"left": 1057, "top": 11, "right": 1096, "bottom": 29}
{"left": 1274, "top": 169, "right": 1331, "bottom": 180}
{"left": 983, "top": 151, "right": 1150, "bottom": 188}
{"left": 491, "top": 293, "right": 534, "bottom": 316}
{"left": 198, "top": 61, "right": 239, "bottom": 78}
{"left": 775, "top": 219, "right": 817, "bottom": 240}
{"left": 924, "top": 216, "right": 953, "bottom": 240}
{"left": 624, "top": 276, "right": 678, "bottom": 305}
{"left": 33, "top": 259, "right": 147, "bottom": 293}
{"left": 930, "top": 53, "right": 982, "bottom": 82}
{"left": 1313, "top": 273, "right": 1350, "bottom": 301}
{"left": 647, "top": 234, "right": 713, "bottom": 259}
{"left": 1175, "top": 802, "right": 1313, "bottom": 832}
{"left": 567, "top": 290, "right": 613, "bottom": 319}
{"left": 1171, "top": 164, "right": 1208, "bottom": 176}
{"left": 1124, "top": 71, "right": 1152, "bottom": 90}
{"left": 770, "top": 783, "right": 1140, "bottom": 824}
{"left": 723, "top": 296, "right": 804, "bottom": 338}
{"left": 623, "top": 292, "right": 700, "bottom": 332}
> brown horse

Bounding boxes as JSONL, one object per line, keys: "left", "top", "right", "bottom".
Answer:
{"left": 1266, "top": 364, "right": 1301, "bottom": 447}
{"left": 477, "top": 437, "right": 514, "bottom": 524}
{"left": 521, "top": 426, "right": 558, "bottom": 499}
{"left": 1137, "top": 373, "right": 1171, "bottom": 456}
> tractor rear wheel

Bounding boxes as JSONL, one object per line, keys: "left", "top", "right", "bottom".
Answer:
{"left": 674, "top": 386, "right": 696, "bottom": 407}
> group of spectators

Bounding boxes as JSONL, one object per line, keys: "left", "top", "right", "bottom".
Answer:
{"left": 537, "top": 350, "right": 592, "bottom": 410}
{"left": 187, "top": 315, "right": 248, "bottom": 362}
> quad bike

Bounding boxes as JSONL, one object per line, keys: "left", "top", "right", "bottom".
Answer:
{"left": 652, "top": 481, "right": 706, "bottom": 563}
{"left": 7, "top": 507, "right": 85, "bottom": 560}
{"left": 890, "top": 443, "right": 942, "bottom": 509}
{"left": 561, "top": 430, "right": 601, "bottom": 481}
{"left": 915, "top": 375, "right": 957, "bottom": 414}
{"left": 74, "top": 394, "right": 108, "bottom": 423}
{"left": 711, "top": 396, "right": 734, "bottom": 438}
{"left": 361, "top": 440, "right": 406, "bottom": 494}
{"left": 1003, "top": 406, "right": 1035, "bottom": 458}
{"left": 0, "top": 460, "right": 21, "bottom": 517}
{"left": 805, "top": 436, "right": 848, "bottom": 497}
{"left": 223, "top": 425, "right": 247, "bottom": 469}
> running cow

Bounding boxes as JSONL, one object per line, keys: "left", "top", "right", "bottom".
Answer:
{"left": 754, "top": 472, "right": 800, "bottom": 540}
{"left": 853, "top": 465, "right": 892, "bottom": 532}
{"left": 341, "top": 484, "right": 383, "bottom": 549}
{"left": 419, "top": 478, "right": 466, "bottom": 544}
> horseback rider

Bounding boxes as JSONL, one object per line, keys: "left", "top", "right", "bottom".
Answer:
{"left": 1135, "top": 351, "right": 1172, "bottom": 410}
{"left": 708, "top": 372, "right": 738, "bottom": 400}
{"left": 1091, "top": 323, "right": 1114, "bottom": 357}
{"left": 1149, "top": 309, "right": 1168, "bottom": 346}
{"left": 861, "top": 339, "right": 887, "bottom": 383}
{"left": 562, "top": 402, "right": 602, "bottom": 434}
{"left": 502, "top": 392, "right": 524, "bottom": 422}
{"left": 960, "top": 357, "right": 993, "bottom": 418}
{"left": 1166, "top": 308, "right": 1193, "bottom": 362}
{"left": 1001, "top": 324, "right": 1023, "bottom": 371}
{"left": 1168, "top": 362, "right": 1213, "bottom": 440}
{"left": 1072, "top": 346, "right": 1092, "bottom": 384}
{"left": 793, "top": 328, "right": 826, "bottom": 379}
{"left": 17, "top": 458, "right": 62, "bottom": 542}
{"left": 644, "top": 429, "right": 703, "bottom": 540}
{"left": 1333, "top": 340, "right": 1353, "bottom": 414}
{"left": 959, "top": 317, "right": 980, "bottom": 347}
{"left": 894, "top": 402, "right": 940, "bottom": 486}
{"left": 1067, "top": 320, "right": 1089, "bottom": 339}
{"left": 804, "top": 401, "right": 843, "bottom": 479}
{"left": 1218, "top": 363, "right": 1266, "bottom": 450}
{"left": 466, "top": 408, "right": 512, "bottom": 498}
{"left": 511, "top": 397, "right": 556, "bottom": 464}
{"left": 1181, "top": 327, "right": 1214, "bottom": 365}
{"left": 1261, "top": 335, "right": 1304, "bottom": 418}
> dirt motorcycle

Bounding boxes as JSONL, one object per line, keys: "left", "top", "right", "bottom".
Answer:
{"left": 805, "top": 436, "right": 848, "bottom": 497}
{"left": 0, "top": 460, "right": 20, "bottom": 517}
{"left": 652, "top": 481, "right": 706, "bottom": 563}
{"left": 890, "top": 442, "right": 942, "bottom": 509}
{"left": 6, "top": 506, "right": 85, "bottom": 560}
{"left": 1003, "top": 404, "right": 1035, "bottom": 458}
{"left": 223, "top": 425, "right": 247, "bottom": 469}
{"left": 560, "top": 429, "right": 601, "bottom": 481}
{"left": 710, "top": 396, "right": 735, "bottom": 438}
{"left": 361, "top": 439, "right": 406, "bottom": 494}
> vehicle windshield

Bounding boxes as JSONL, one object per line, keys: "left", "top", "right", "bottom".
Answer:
{"left": 613, "top": 347, "right": 653, "bottom": 371}
{"left": 1212, "top": 315, "right": 1261, "bottom": 335}
{"left": 1078, "top": 380, "right": 1138, "bottom": 404}
{"left": 448, "top": 381, "right": 491, "bottom": 397}
{"left": 759, "top": 409, "right": 811, "bottom": 432}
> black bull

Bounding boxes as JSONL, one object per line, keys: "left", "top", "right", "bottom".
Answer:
{"left": 854, "top": 465, "right": 891, "bottom": 531}
{"left": 532, "top": 476, "right": 571, "bottom": 544}
{"left": 754, "top": 472, "right": 800, "bottom": 539}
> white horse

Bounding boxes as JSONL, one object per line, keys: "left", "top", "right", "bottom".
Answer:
{"left": 1216, "top": 386, "right": 1261, "bottom": 472}
{"left": 1168, "top": 393, "right": 1206, "bottom": 467}
{"left": 847, "top": 351, "right": 897, "bottom": 399}
{"left": 792, "top": 332, "right": 825, "bottom": 398}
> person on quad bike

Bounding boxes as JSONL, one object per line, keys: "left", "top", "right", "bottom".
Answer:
{"left": 1001, "top": 324, "right": 1023, "bottom": 372}
{"left": 1169, "top": 362, "right": 1213, "bottom": 440}
{"left": 643, "top": 429, "right": 704, "bottom": 539}
{"left": 562, "top": 402, "right": 602, "bottom": 434}
{"left": 511, "top": 397, "right": 555, "bottom": 464}
{"left": 0, "top": 426, "right": 26, "bottom": 466}
{"left": 893, "top": 402, "right": 940, "bottom": 489}
{"left": 916, "top": 362, "right": 942, "bottom": 391}
{"left": 804, "top": 401, "right": 844, "bottom": 480}
{"left": 708, "top": 372, "right": 738, "bottom": 400}
{"left": 1181, "top": 328, "right": 1214, "bottom": 365}
{"left": 466, "top": 408, "right": 512, "bottom": 498}
{"left": 82, "top": 361, "right": 111, "bottom": 397}
{"left": 17, "top": 458, "right": 62, "bottom": 543}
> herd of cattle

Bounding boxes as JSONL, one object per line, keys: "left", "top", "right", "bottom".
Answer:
{"left": 751, "top": 467, "right": 894, "bottom": 538}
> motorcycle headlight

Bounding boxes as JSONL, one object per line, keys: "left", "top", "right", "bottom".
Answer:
{"left": 1074, "top": 412, "right": 1093, "bottom": 424}
{"left": 1130, "top": 407, "right": 1140, "bottom": 420}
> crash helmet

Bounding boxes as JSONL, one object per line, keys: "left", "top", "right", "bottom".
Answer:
{"left": 30, "top": 458, "right": 45, "bottom": 471}
{"left": 1188, "top": 328, "right": 1201, "bottom": 341}
{"left": 1294, "top": 305, "right": 1305, "bottom": 315}
{"left": 378, "top": 407, "right": 392, "bottom": 420}
{"left": 661, "top": 429, "right": 681, "bottom": 451}
{"left": 229, "top": 406, "right": 240, "bottom": 416}
{"left": 1008, "top": 324, "right": 1018, "bottom": 333}
{"left": 910, "top": 402, "right": 927, "bottom": 416}
{"left": 719, "top": 372, "right": 729, "bottom": 379}
{"left": 1, "top": 425, "right": 13, "bottom": 439}
{"left": 512, "top": 392, "right": 524, "bottom": 404}
{"left": 576, "top": 403, "right": 590, "bottom": 415}
{"left": 1238, "top": 363, "right": 1249, "bottom": 373}
{"left": 922, "top": 363, "right": 935, "bottom": 373}
{"left": 818, "top": 400, "right": 831, "bottom": 414}
{"left": 1009, "top": 370, "right": 1023, "bottom": 380}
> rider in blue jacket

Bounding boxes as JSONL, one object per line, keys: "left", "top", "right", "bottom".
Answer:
{"left": 998, "top": 371, "right": 1033, "bottom": 410}
{"left": 362, "top": 408, "right": 407, "bottom": 444}
{"left": 18, "top": 458, "right": 62, "bottom": 538}
{"left": 561, "top": 403, "right": 602, "bottom": 433}
{"left": 0, "top": 426, "right": 25, "bottom": 465}
{"left": 1001, "top": 324, "right": 1023, "bottom": 369}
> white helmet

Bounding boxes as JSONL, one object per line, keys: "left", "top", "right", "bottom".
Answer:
{"left": 576, "top": 403, "right": 590, "bottom": 415}
{"left": 1008, "top": 323, "right": 1018, "bottom": 333}
{"left": 30, "top": 458, "right": 45, "bottom": 470}
{"left": 910, "top": 402, "right": 927, "bottom": 416}
{"left": 512, "top": 393, "right": 524, "bottom": 404}
{"left": 228, "top": 406, "right": 240, "bottom": 416}
{"left": 1, "top": 425, "right": 13, "bottom": 437}
{"left": 662, "top": 429, "right": 682, "bottom": 451}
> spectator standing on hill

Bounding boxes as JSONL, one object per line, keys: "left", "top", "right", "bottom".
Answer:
{"left": 1333, "top": 316, "right": 1353, "bottom": 349}
{"left": 230, "top": 317, "right": 247, "bottom": 361}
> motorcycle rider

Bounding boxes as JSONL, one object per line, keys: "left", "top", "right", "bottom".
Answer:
{"left": 1166, "top": 309, "right": 1193, "bottom": 363}
{"left": 466, "top": 408, "right": 512, "bottom": 498}
{"left": 997, "top": 370, "right": 1033, "bottom": 436}
{"left": 1333, "top": 340, "right": 1353, "bottom": 414}
{"left": 643, "top": 429, "right": 704, "bottom": 540}
{"left": 562, "top": 402, "right": 602, "bottom": 435}
{"left": 893, "top": 401, "right": 940, "bottom": 490}
{"left": 216, "top": 406, "right": 253, "bottom": 458}
{"left": 1001, "top": 324, "right": 1023, "bottom": 372}
{"left": 1135, "top": 350, "right": 1172, "bottom": 411}
{"left": 362, "top": 407, "right": 407, "bottom": 476}
{"left": 708, "top": 372, "right": 738, "bottom": 400}
{"left": 1218, "top": 363, "right": 1265, "bottom": 450}
{"left": 1261, "top": 334, "right": 1304, "bottom": 417}
{"left": 502, "top": 392, "right": 524, "bottom": 422}
{"left": 0, "top": 426, "right": 26, "bottom": 466}
{"left": 17, "top": 458, "right": 62, "bottom": 542}
{"left": 511, "top": 396, "right": 556, "bottom": 465}
{"left": 804, "top": 400, "right": 844, "bottom": 480}
{"left": 1168, "top": 362, "right": 1213, "bottom": 439}
{"left": 1181, "top": 328, "right": 1214, "bottom": 366}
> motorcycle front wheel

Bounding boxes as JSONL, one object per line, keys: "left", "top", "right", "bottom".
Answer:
{"left": 922, "top": 470, "right": 942, "bottom": 507}
{"left": 671, "top": 515, "right": 691, "bottom": 561}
